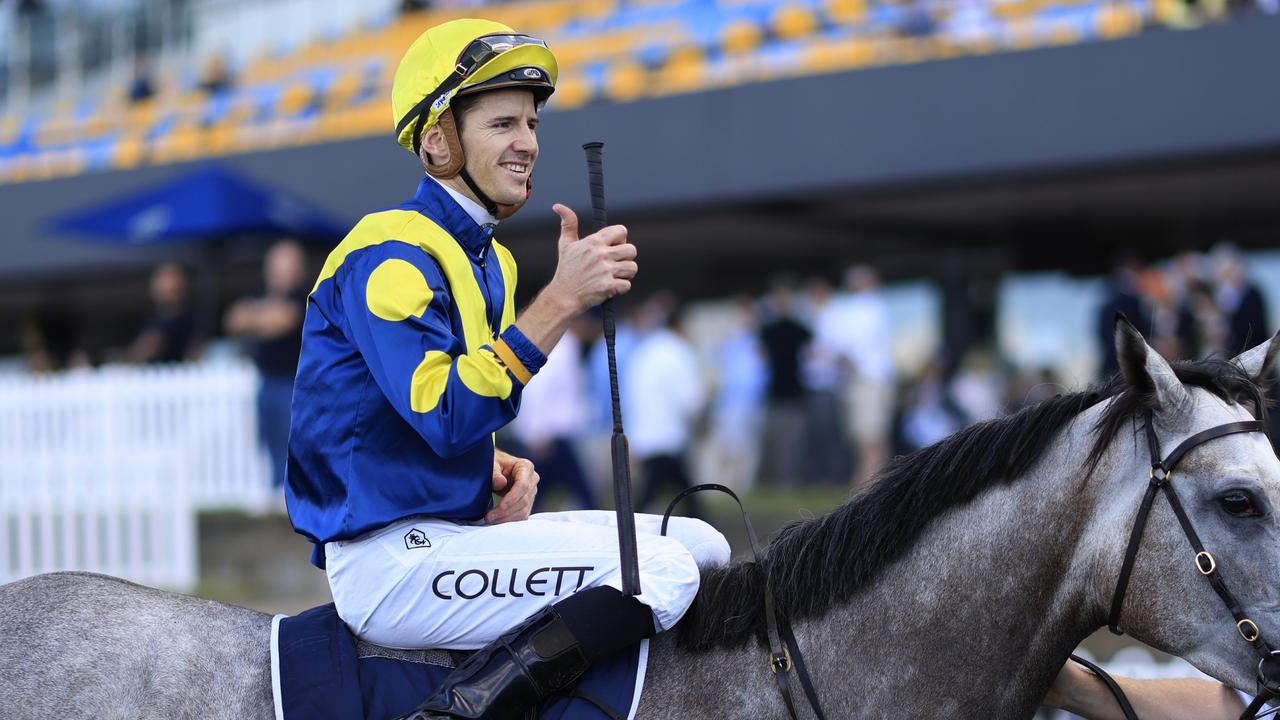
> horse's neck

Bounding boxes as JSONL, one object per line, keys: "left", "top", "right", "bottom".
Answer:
{"left": 641, "top": 411, "right": 1125, "bottom": 719}
{"left": 819, "top": 409, "right": 1130, "bottom": 717}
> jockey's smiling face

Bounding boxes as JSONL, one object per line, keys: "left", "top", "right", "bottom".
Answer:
{"left": 452, "top": 89, "right": 540, "bottom": 209}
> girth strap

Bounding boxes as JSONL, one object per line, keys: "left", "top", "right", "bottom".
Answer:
{"left": 662, "top": 483, "right": 828, "bottom": 720}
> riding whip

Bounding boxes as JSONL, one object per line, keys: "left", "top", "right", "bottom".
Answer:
{"left": 583, "top": 141, "right": 642, "bottom": 597}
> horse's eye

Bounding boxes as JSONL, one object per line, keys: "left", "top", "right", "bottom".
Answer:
{"left": 1220, "top": 491, "right": 1260, "bottom": 517}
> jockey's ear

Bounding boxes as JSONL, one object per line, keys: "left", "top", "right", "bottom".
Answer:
{"left": 1232, "top": 330, "right": 1280, "bottom": 387}
{"left": 1115, "top": 313, "right": 1190, "bottom": 411}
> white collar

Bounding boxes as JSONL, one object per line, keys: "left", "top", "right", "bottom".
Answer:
{"left": 426, "top": 173, "right": 498, "bottom": 228}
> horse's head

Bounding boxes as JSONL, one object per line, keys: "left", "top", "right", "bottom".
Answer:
{"left": 1101, "top": 316, "right": 1280, "bottom": 692}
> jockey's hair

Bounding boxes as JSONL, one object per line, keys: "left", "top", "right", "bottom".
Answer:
{"left": 676, "top": 357, "right": 1271, "bottom": 652}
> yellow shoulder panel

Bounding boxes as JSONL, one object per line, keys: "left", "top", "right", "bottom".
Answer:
{"left": 312, "top": 209, "right": 419, "bottom": 293}
{"left": 312, "top": 208, "right": 490, "bottom": 352}
{"left": 366, "top": 258, "right": 433, "bottom": 322}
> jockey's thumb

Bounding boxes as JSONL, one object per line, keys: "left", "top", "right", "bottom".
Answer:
{"left": 553, "top": 204, "right": 579, "bottom": 250}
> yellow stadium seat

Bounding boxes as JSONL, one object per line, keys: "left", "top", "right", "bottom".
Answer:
{"left": 112, "top": 134, "right": 147, "bottom": 170}
{"left": 0, "top": 116, "right": 18, "bottom": 145}
{"left": 773, "top": 4, "right": 819, "bottom": 41}
{"left": 800, "top": 39, "right": 851, "bottom": 73}
{"left": 721, "top": 19, "right": 764, "bottom": 55}
{"left": 1048, "top": 22, "right": 1083, "bottom": 45}
{"left": 825, "top": 0, "right": 867, "bottom": 26}
{"left": 993, "top": 0, "right": 1036, "bottom": 18}
{"left": 603, "top": 61, "right": 648, "bottom": 103}
{"left": 575, "top": 0, "right": 617, "bottom": 23}
{"left": 324, "top": 69, "right": 363, "bottom": 109}
{"left": 205, "top": 121, "right": 239, "bottom": 156}
{"left": 655, "top": 46, "right": 707, "bottom": 95}
{"left": 1097, "top": 2, "right": 1143, "bottom": 37}
{"left": 552, "top": 41, "right": 594, "bottom": 69}
{"left": 1007, "top": 17, "right": 1038, "bottom": 48}
{"left": 522, "top": 0, "right": 575, "bottom": 32}
{"left": 278, "top": 82, "right": 315, "bottom": 117}
{"left": 552, "top": 74, "right": 593, "bottom": 110}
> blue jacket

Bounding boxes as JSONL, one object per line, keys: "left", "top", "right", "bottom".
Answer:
{"left": 286, "top": 178, "right": 545, "bottom": 566}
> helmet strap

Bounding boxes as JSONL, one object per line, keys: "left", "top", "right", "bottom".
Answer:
{"left": 459, "top": 167, "right": 500, "bottom": 218}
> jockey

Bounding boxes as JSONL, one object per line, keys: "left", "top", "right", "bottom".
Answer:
{"left": 285, "top": 18, "right": 730, "bottom": 720}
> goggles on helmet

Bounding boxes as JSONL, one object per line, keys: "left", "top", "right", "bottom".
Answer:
{"left": 456, "top": 34, "right": 549, "bottom": 76}
{"left": 397, "top": 33, "right": 552, "bottom": 154}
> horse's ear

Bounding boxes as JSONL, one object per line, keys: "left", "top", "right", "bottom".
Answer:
{"left": 1115, "top": 313, "right": 1190, "bottom": 409}
{"left": 1231, "top": 330, "right": 1280, "bottom": 386}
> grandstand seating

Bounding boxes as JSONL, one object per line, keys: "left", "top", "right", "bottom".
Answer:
{"left": 0, "top": 0, "right": 1228, "bottom": 186}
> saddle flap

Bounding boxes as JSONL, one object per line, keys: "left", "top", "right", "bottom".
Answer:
{"left": 272, "top": 603, "right": 649, "bottom": 720}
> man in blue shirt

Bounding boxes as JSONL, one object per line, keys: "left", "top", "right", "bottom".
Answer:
{"left": 286, "top": 18, "right": 729, "bottom": 720}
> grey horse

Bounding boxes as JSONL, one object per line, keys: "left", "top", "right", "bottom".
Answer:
{"left": 4, "top": 321, "right": 1280, "bottom": 719}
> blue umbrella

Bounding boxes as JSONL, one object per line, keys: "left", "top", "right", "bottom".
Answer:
{"left": 48, "top": 163, "right": 347, "bottom": 245}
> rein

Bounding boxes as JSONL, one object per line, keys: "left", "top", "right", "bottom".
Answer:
{"left": 1085, "top": 409, "right": 1280, "bottom": 720}
{"left": 662, "top": 484, "right": 828, "bottom": 720}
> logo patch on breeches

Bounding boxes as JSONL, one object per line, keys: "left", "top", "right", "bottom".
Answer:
{"left": 404, "top": 529, "right": 431, "bottom": 550}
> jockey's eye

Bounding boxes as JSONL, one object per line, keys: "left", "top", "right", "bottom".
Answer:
{"left": 1219, "top": 490, "right": 1261, "bottom": 518}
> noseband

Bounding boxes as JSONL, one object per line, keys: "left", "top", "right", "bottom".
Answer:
{"left": 1097, "top": 409, "right": 1280, "bottom": 719}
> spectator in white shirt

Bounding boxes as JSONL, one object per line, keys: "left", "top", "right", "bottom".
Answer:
{"left": 817, "top": 265, "right": 895, "bottom": 489}
{"left": 624, "top": 293, "right": 707, "bottom": 518}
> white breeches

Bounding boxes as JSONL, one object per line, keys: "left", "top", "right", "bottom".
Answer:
{"left": 324, "top": 510, "right": 731, "bottom": 650}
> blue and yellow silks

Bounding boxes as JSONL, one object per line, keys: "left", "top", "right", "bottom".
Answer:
{"left": 286, "top": 177, "right": 546, "bottom": 567}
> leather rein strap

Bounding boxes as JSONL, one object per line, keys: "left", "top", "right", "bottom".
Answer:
{"left": 1098, "top": 409, "right": 1280, "bottom": 719}
{"left": 662, "top": 484, "right": 828, "bottom": 720}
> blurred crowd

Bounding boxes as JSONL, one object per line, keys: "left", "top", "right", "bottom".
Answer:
{"left": 1097, "top": 244, "right": 1268, "bottom": 377}
{"left": 495, "top": 246, "right": 1272, "bottom": 511}
{"left": 12, "top": 243, "right": 1273, "bottom": 510}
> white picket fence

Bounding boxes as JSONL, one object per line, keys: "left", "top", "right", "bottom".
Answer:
{"left": 0, "top": 360, "right": 275, "bottom": 590}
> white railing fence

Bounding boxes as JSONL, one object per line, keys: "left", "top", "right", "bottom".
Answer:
{"left": 0, "top": 450, "right": 196, "bottom": 591}
{"left": 0, "top": 360, "right": 275, "bottom": 590}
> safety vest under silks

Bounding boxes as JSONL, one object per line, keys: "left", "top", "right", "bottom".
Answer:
{"left": 286, "top": 177, "right": 546, "bottom": 568}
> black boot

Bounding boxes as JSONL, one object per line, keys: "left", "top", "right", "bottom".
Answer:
{"left": 397, "top": 586, "right": 655, "bottom": 720}
{"left": 397, "top": 604, "right": 588, "bottom": 720}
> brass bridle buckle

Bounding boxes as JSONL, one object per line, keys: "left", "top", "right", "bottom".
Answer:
{"left": 769, "top": 647, "right": 793, "bottom": 674}
{"left": 1239, "top": 619, "right": 1262, "bottom": 643}
{"left": 1195, "top": 551, "right": 1217, "bottom": 576}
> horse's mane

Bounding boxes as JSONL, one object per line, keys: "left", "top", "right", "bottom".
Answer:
{"left": 676, "top": 357, "right": 1268, "bottom": 652}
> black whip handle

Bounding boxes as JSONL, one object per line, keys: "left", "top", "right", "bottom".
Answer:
{"left": 583, "top": 141, "right": 641, "bottom": 596}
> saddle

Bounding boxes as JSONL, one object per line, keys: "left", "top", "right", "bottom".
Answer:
{"left": 271, "top": 604, "right": 647, "bottom": 720}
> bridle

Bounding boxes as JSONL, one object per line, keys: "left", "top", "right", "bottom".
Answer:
{"left": 1087, "top": 408, "right": 1280, "bottom": 719}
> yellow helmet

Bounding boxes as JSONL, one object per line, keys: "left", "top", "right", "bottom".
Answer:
{"left": 391, "top": 19, "right": 558, "bottom": 161}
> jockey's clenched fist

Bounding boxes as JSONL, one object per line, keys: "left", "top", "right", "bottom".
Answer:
{"left": 486, "top": 449, "right": 539, "bottom": 525}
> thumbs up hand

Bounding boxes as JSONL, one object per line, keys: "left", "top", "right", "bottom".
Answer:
{"left": 546, "top": 203, "right": 637, "bottom": 313}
